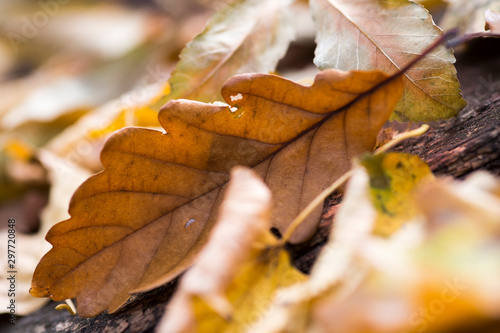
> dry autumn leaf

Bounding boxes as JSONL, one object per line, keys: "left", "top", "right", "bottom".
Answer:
{"left": 441, "top": 0, "right": 500, "bottom": 34}
{"left": 485, "top": 9, "right": 500, "bottom": 32}
{"left": 310, "top": 0, "right": 466, "bottom": 121}
{"left": 30, "top": 68, "right": 403, "bottom": 317}
{"left": 157, "top": 167, "right": 304, "bottom": 332}
{"left": 164, "top": 0, "right": 295, "bottom": 104}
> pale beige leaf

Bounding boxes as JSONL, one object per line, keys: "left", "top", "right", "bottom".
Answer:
{"left": 250, "top": 166, "right": 379, "bottom": 333}
{"left": 416, "top": 170, "right": 500, "bottom": 234}
{"left": 3, "top": 3, "right": 164, "bottom": 60}
{"left": 485, "top": 9, "right": 500, "bottom": 32}
{"left": 0, "top": 151, "right": 91, "bottom": 316}
{"left": 441, "top": 0, "right": 500, "bottom": 34}
{"left": 166, "top": 0, "right": 295, "bottom": 103}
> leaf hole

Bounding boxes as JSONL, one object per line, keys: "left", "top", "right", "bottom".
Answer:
{"left": 230, "top": 93, "right": 243, "bottom": 102}
{"left": 270, "top": 227, "right": 282, "bottom": 239}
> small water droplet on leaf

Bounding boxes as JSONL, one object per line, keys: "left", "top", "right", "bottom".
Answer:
{"left": 185, "top": 218, "right": 196, "bottom": 228}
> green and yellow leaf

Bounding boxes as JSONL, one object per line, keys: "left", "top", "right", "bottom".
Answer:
{"left": 310, "top": 0, "right": 466, "bottom": 121}
{"left": 361, "top": 153, "right": 432, "bottom": 236}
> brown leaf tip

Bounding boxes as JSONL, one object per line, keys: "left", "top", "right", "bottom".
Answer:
{"left": 29, "top": 286, "right": 51, "bottom": 298}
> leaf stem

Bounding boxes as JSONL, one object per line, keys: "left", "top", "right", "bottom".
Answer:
{"left": 374, "top": 124, "right": 429, "bottom": 155}
{"left": 447, "top": 32, "right": 500, "bottom": 48}
{"left": 280, "top": 170, "right": 354, "bottom": 244}
{"left": 55, "top": 299, "right": 77, "bottom": 315}
{"left": 280, "top": 124, "right": 429, "bottom": 244}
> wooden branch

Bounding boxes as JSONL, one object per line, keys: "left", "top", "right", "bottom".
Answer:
{"left": 395, "top": 96, "right": 500, "bottom": 179}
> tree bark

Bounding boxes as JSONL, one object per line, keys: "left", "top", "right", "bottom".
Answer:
{"left": 9, "top": 40, "right": 500, "bottom": 333}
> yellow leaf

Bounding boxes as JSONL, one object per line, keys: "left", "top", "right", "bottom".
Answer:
{"left": 30, "top": 68, "right": 403, "bottom": 317}
{"left": 311, "top": 0, "right": 467, "bottom": 121}
{"left": 45, "top": 82, "right": 166, "bottom": 172}
{"left": 414, "top": 0, "right": 447, "bottom": 10}
{"left": 3, "top": 139, "right": 35, "bottom": 162}
{"left": 407, "top": 172, "right": 500, "bottom": 332}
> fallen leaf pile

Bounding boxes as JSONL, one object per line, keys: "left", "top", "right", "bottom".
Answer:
{"left": 29, "top": 67, "right": 403, "bottom": 317}
{"left": 0, "top": 0, "right": 499, "bottom": 332}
